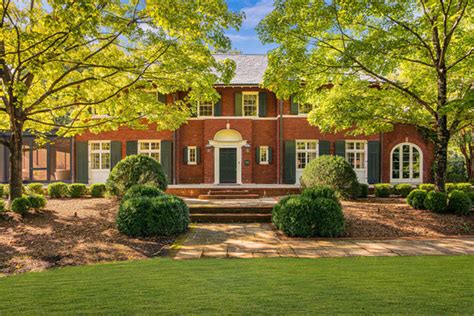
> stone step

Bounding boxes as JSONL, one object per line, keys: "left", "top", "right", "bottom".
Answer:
{"left": 189, "top": 206, "right": 273, "bottom": 214}
{"left": 190, "top": 213, "right": 272, "bottom": 223}
{"left": 207, "top": 190, "right": 250, "bottom": 195}
{"left": 198, "top": 194, "right": 260, "bottom": 200}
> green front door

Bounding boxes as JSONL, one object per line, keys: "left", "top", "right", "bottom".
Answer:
{"left": 219, "top": 148, "right": 237, "bottom": 183}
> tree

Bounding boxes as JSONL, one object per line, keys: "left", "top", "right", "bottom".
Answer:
{"left": 258, "top": 0, "right": 473, "bottom": 191}
{"left": 452, "top": 126, "right": 473, "bottom": 180}
{"left": 0, "top": 0, "right": 241, "bottom": 200}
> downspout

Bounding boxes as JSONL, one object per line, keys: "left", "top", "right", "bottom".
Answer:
{"left": 172, "top": 93, "right": 178, "bottom": 185}
{"left": 380, "top": 132, "right": 384, "bottom": 183}
{"left": 279, "top": 99, "right": 284, "bottom": 184}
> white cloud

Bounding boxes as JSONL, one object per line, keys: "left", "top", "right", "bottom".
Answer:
{"left": 241, "top": 0, "right": 274, "bottom": 30}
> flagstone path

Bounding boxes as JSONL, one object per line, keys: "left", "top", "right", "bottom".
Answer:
{"left": 173, "top": 223, "right": 474, "bottom": 259}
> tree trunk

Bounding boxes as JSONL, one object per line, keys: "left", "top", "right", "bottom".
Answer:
{"left": 433, "top": 119, "right": 449, "bottom": 192}
{"left": 9, "top": 118, "right": 24, "bottom": 201}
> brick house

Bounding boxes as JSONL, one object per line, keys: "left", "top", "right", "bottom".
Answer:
{"left": 0, "top": 54, "right": 434, "bottom": 186}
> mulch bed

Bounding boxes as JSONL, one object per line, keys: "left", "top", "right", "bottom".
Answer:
{"left": 0, "top": 198, "right": 175, "bottom": 276}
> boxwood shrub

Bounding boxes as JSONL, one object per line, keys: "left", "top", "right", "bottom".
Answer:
{"left": 27, "top": 183, "right": 44, "bottom": 195}
{"left": 116, "top": 195, "right": 189, "bottom": 237}
{"left": 48, "top": 182, "right": 68, "bottom": 198}
{"left": 301, "top": 185, "right": 338, "bottom": 202}
{"left": 68, "top": 183, "right": 87, "bottom": 198}
{"left": 90, "top": 183, "right": 106, "bottom": 198}
{"left": 0, "top": 199, "right": 4, "bottom": 213}
{"left": 455, "top": 183, "right": 472, "bottom": 193}
{"left": 357, "top": 183, "right": 369, "bottom": 198}
{"left": 418, "top": 183, "right": 435, "bottom": 191}
{"left": 272, "top": 195, "right": 293, "bottom": 230}
{"left": 467, "top": 191, "right": 474, "bottom": 204}
{"left": 107, "top": 155, "right": 168, "bottom": 197}
{"left": 447, "top": 190, "right": 471, "bottom": 216}
{"left": 300, "top": 155, "right": 359, "bottom": 199}
{"left": 11, "top": 196, "right": 31, "bottom": 215}
{"left": 394, "top": 184, "right": 413, "bottom": 198}
{"left": 406, "top": 189, "right": 427, "bottom": 209}
{"left": 374, "top": 183, "right": 392, "bottom": 198}
{"left": 424, "top": 191, "right": 447, "bottom": 213}
{"left": 445, "top": 183, "right": 457, "bottom": 193}
{"left": 123, "top": 184, "right": 164, "bottom": 201}
{"left": 26, "top": 194, "right": 47, "bottom": 210}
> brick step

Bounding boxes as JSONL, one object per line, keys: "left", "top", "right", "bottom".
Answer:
{"left": 189, "top": 206, "right": 273, "bottom": 214}
{"left": 198, "top": 194, "right": 260, "bottom": 200}
{"left": 207, "top": 190, "right": 250, "bottom": 195}
{"left": 190, "top": 213, "right": 272, "bottom": 223}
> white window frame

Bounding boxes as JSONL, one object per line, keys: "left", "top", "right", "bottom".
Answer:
{"left": 345, "top": 140, "right": 367, "bottom": 170}
{"left": 187, "top": 146, "right": 197, "bottom": 165}
{"left": 390, "top": 142, "right": 423, "bottom": 183}
{"left": 296, "top": 140, "right": 318, "bottom": 170}
{"left": 89, "top": 141, "right": 110, "bottom": 170}
{"left": 197, "top": 101, "right": 214, "bottom": 117}
{"left": 138, "top": 140, "right": 161, "bottom": 163}
{"left": 242, "top": 91, "right": 259, "bottom": 117}
{"left": 259, "top": 146, "right": 269, "bottom": 165}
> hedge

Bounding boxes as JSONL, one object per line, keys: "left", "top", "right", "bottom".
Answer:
{"left": 406, "top": 189, "right": 427, "bottom": 209}
{"left": 90, "top": 183, "right": 107, "bottom": 198}
{"left": 374, "top": 184, "right": 391, "bottom": 198}
{"left": 447, "top": 190, "right": 471, "bottom": 216}
{"left": 424, "top": 191, "right": 447, "bottom": 213}
{"left": 68, "top": 184, "right": 87, "bottom": 198}
{"left": 48, "top": 182, "right": 68, "bottom": 198}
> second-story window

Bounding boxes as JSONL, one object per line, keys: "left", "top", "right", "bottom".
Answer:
{"left": 243, "top": 92, "right": 258, "bottom": 116}
{"left": 198, "top": 102, "right": 213, "bottom": 117}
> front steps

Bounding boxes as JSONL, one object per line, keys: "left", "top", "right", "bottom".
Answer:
{"left": 189, "top": 205, "right": 273, "bottom": 223}
{"left": 198, "top": 190, "right": 260, "bottom": 200}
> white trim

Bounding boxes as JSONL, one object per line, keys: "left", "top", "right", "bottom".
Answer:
{"left": 197, "top": 101, "right": 214, "bottom": 118}
{"left": 187, "top": 146, "right": 197, "bottom": 165}
{"left": 188, "top": 116, "right": 276, "bottom": 121}
{"left": 345, "top": 140, "right": 368, "bottom": 184}
{"left": 259, "top": 146, "right": 269, "bottom": 165}
{"left": 209, "top": 129, "right": 246, "bottom": 184}
{"left": 242, "top": 91, "right": 259, "bottom": 117}
{"left": 88, "top": 141, "right": 111, "bottom": 183}
{"left": 390, "top": 142, "right": 423, "bottom": 184}
{"left": 295, "top": 139, "right": 319, "bottom": 171}
{"left": 138, "top": 140, "right": 161, "bottom": 163}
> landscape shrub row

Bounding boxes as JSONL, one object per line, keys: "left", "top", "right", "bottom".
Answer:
{"left": 407, "top": 189, "right": 472, "bottom": 216}
{"left": 0, "top": 183, "right": 107, "bottom": 199}
{"left": 10, "top": 194, "right": 47, "bottom": 216}
{"left": 373, "top": 182, "right": 473, "bottom": 198}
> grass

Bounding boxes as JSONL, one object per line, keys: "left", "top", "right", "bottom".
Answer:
{"left": 0, "top": 256, "right": 473, "bottom": 314}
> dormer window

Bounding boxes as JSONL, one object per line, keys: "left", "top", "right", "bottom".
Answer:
{"left": 242, "top": 92, "right": 258, "bottom": 117}
{"left": 198, "top": 102, "right": 214, "bottom": 117}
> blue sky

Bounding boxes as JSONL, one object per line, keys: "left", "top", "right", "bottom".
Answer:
{"left": 225, "top": 0, "right": 276, "bottom": 54}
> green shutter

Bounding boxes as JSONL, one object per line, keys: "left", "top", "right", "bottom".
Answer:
{"left": 183, "top": 146, "right": 188, "bottom": 164}
{"left": 110, "top": 141, "right": 122, "bottom": 169}
{"left": 335, "top": 141, "right": 345, "bottom": 157}
{"left": 214, "top": 99, "right": 221, "bottom": 116}
{"left": 284, "top": 141, "right": 296, "bottom": 184}
{"left": 268, "top": 147, "right": 273, "bottom": 164}
{"left": 258, "top": 92, "right": 267, "bottom": 117}
{"left": 290, "top": 96, "right": 298, "bottom": 115}
{"left": 76, "top": 141, "right": 88, "bottom": 184}
{"left": 196, "top": 147, "right": 201, "bottom": 164}
{"left": 158, "top": 93, "right": 166, "bottom": 104}
{"left": 161, "top": 140, "right": 173, "bottom": 183}
{"left": 234, "top": 92, "right": 242, "bottom": 116}
{"left": 319, "top": 140, "right": 330, "bottom": 156}
{"left": 126, "top": 141, "right": 137, "bottom": 156}
{"left": 255, "top": 147, "right": 260, "bottom": 164}
{"left": 368, "top": 141, "right": 381, "bottom": 184}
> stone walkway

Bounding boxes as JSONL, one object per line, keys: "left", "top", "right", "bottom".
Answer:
{"left": 174, "top": 223, "right": 474, "bottom": 259}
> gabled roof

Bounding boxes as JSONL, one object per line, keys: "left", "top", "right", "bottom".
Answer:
{"left": 213, "top": 54, "right": 267, "bottom": 85}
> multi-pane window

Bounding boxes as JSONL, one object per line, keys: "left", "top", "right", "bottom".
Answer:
{"left": 296, "top": 140, "right": 318, "bottom": 169}
{"left": 188, "top": 146, "right": 197, "bottom": 165}
{"left": 90, "top": 142, "right": 110, "bottom": 170}
{"left": 391, "top": 143, "right": 422, "bottom": 182}
{"left": 346, "top": 141, "right": 366, "bottom": 169}
{"left": 243, "top": 92, "right": 258, "bottom": 116}
{"left": 138, "top": 141, "right": 161, "bottom": 162}
{"left": 198, "top": 102, "right": 213, "bottom": 117}
{"left": 298, "top": 103, "right": 313, "bottom": 115}
{"left": 259, "top": 146, "right": 269, "bottom": 164}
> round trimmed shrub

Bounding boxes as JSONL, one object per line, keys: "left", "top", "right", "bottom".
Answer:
{"left": 48, "top": 182, "right": 68, "bottom": 198}
{"left": 11, "top": 196, "right": 31, "bottom": 215}
{"left": 26, "top": 194, "right": 47, "bottom": 210}
{"left": 300, "top": 155, "right": 359, "bottom": 199}
{"left": 424, "top": 191, "right": 447, "bottom": 213}
{"left": 455, "top": 183, "right": 472, "bottom": 193}
{"left": 68, "top": 183, "right": 87, "bottom": 198}
{"left": 123, "top": 184, "right": 164, "bottom": 201}
{"left": 272, "top": 195, "right": 293, "bottom": 230}
{"left": 116, "top": 195, "right": 189, "bottom": 237}
{"left": 418, "top": 183, "right": 435, "bottom": 191}
{"left": 357, "top": 183, "right": 369, "bottom": 198}
{"left": 374, "top": 183, "right": 392, "bottom": 198}
{"left": 301, "top": 185, "right": 338, "bottom": 202}
{"left": 447, "top": 190, "right": 471, "bottom": 216}
{"left": 406, "top": 189, "right": 427, "bottom": 209}
{"left": 275, "top": 196, "right": 345, "bottom": 237}
{"left": 27, "top": 183, "right": 44, "bottom": 195}
{"left": 90, "top": 183, "right": 106, "bottom": 198}
{"left": 467, "top": 191, "right": 474, "bottom": 204}
{"left": 394, "top": 184, "right": 413, "bottom": 198}
{"left": 107, "top": 155, "right": 167, "bottom": 197}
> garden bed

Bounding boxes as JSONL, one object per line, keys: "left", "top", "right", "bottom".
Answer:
{"left": 0, "top": 198, "right": 175, "bottom": 275}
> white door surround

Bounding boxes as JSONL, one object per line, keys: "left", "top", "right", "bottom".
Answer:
{"left": 88, "top": 141, "right": 111, "bottom": 184}
{"left": 209, "top": 129, "right": 247, "bottom": 184}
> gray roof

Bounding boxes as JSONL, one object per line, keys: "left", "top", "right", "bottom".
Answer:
{"left": 213, "top": 54, "right": 267, "bottom": 85}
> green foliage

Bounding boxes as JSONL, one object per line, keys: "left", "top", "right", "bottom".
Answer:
{"left": 0, "top": 199, "right": 4, "bottom": 213}
{"left": 11, "top": 196, "right": 31, "bottom": 215}
{"left": 48, "top": 182, "right": 68, "bottom": 198}
{"left": 26, "top": 194, "right": 47, "bottom": 210}
{"left": 300, "top": 155, "right": 359, "bottom": 199}
{"left": 374, "top": 184, "right": 392, "bottom": 198}
{"left": 272, "top": 195, "right": 293, "bottom": 230}
{"left": 467, "top": 191, "right": 474, "bottom": 204}
{"left": 123, "top": 184, "right": 164, "bottom": 201}
{"left": 90, "top": 183, "right": 107, "bottom": 198}
{"left": 0, "top": 185, "right": 4, "bottom": 198}
{"left": 301, "top": 185, "right": 338, "bottom": 202}
{"left": 447, "top": 154, "right": 468, "bottom": 183}
{"left": 116, "top": 195, "right": 189, "bottom": 237}
{"left": 424, "top": 191, "right": 448, "bottom": 214}
{"left": 357, "top": 183, "right": 369, "bottom": 198}
{"left": 395, "top": 184, "right": 413, "bottom": 198}
{"left": 107, "top": 155, "right": 168, "bottom": 196}
{"left": 26, "top": 183, "right": 45, "bottom": 195}
{"left": 407, "top": 189, "right": 427, "bottom": 209}
{"left": 447, "top": 190, "right": 472, "bottom": 216}
{"left": 418, "top": 184, "right": 435, "bottom": 192}
{"left": 455, "top": 183, "right": 472, "bottom": 193}
{"left": 68, "top": 184, "right": 87, "bottom": 198}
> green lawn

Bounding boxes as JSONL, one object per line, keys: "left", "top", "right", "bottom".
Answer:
{"left": 0, "top": 256, "right": 473, "bottom": 314}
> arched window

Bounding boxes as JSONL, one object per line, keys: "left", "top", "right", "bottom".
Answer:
{"left": 391, "top": 143, "right": 423, "bottom": 183}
